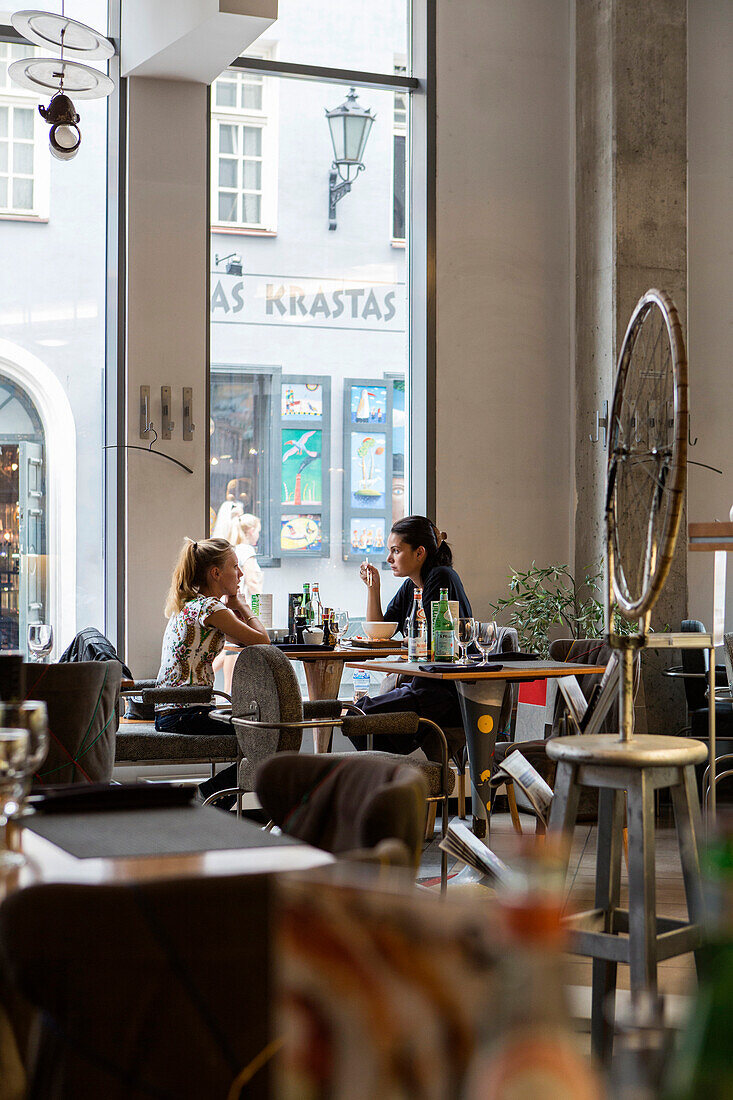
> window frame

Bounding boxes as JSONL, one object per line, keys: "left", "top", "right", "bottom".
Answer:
{"left": 210, "top": 50, "right": 279, "bottom": 235}
{"left": 207, "top": 3, "right": 435, "bottom": 550}
{"left": 0, "top": 43, "right": 50, "bottom": 221}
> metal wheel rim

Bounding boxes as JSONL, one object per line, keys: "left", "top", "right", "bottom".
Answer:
{"left": 605, "top": 288, "right": 688, "bottom": 620}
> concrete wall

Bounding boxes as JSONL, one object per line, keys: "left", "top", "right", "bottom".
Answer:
{"left": 435, "top": 0, "right": 574, "bottom": 619}
{"left": 688, "top": 0, "right": 733, "bottom": 633}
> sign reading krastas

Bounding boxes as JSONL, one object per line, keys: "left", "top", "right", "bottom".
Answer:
{"left": 210, "top": 273, "right": 405, "bottom": 331}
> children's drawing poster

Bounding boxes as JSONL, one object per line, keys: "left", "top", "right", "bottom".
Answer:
{"left": 282, "top": 383, "right": 322, "bottom": 419}
{"left": 350, "top": 385, "right": 387, "bottom": 425}
{"left": 348, "top": 519, "right": 386, "bottom": 555}
{"left": 281, "top": 429, "right": 322, "bottom": 505}
{"left": 281, "top": 515, "right": 322, "bottom": 553}
{"left": 350, "top": 432, "right": 386, "bottom": 509}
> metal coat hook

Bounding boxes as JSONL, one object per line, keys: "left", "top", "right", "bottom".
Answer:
{"left": 688, "top": 420, "right": 698, "bottom": 447}
{"left": 589, "top": 400, "right": 609, "bottom": 447}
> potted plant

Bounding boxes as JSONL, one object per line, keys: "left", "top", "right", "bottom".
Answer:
{"left": 489, "top": 562, "right": 636, "bottom": 657}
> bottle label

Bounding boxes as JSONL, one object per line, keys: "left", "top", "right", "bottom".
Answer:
{"left": 408, "top": 632, "right": 428, "bottom": 661}
{"left": 434, "top": 630, "right": 454, "bottom": 661}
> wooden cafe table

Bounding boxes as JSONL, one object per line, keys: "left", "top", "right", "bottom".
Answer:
{"left": 225, "top": 642, "right": 405, "bottom": 752}
{"left": 345, "top": 656, "right": 605, "bottom": 840}
{"left": 0, "top": 805, "right": 333, "bottom": 907}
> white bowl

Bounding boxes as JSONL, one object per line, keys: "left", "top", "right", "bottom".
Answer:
{"left": 364, "top": 621, "right": 398, "bottom": 641}
{"left": 303, "top": 627, "right": 324, "bottom": 645}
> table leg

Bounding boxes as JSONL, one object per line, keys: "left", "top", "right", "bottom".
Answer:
{"left": 456, "top": 680, "right": 506, "bottom": 840}
{"left": 302, "top": 659, "right": 343, "bottom": 753}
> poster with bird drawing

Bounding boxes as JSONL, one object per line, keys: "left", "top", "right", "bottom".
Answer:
{"left": 282, "top": 429, "right": 322, "bottom": 505}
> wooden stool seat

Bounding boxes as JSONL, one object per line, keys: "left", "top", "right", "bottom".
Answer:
{"left": 546, "top": 733, "right": 707, "bottom": 1063}
{"left": 548, "top": 733, "right": 707, "bottom": 769}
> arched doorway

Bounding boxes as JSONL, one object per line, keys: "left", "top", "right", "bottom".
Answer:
{"left": 0, "top": 377, "right": 45, "bottom": 651}
{"left": 0, "top": 341, "right": 77, "bottom": 657}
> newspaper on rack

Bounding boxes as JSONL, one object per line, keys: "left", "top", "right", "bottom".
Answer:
{"left": 556, "top": 650, "right": 619, "bottom": 736}
{"left": 494, "top": 749, "right": 554, "bottom": 826}
{"left": 439, "top": 821, "right": 514, "bottom": 883}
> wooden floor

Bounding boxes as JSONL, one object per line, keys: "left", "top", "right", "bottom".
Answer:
{"left": 426, "top": 806, "right": 697, "bottom": 1000}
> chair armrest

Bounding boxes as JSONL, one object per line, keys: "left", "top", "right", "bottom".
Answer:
{"left": 340, "top": 712, "right": 420, "bottom": 741}
{"left": 209, "top": 708, "right": 232, "bottom": 725}
{"left": 232, "top": 716, "right": 344, "bottom": 732}
{"left": 141, "top": 686, "right": 213, "bottom": 704}
{"left": 303, "top": 700, "right": 343, "bottom": 721}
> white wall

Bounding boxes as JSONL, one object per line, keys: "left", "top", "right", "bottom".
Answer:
{"left": 435, "top": 0, "right": 574, "bottom": 618}
{"left": 688, "top": 0, "right": 733, "bottom": 631}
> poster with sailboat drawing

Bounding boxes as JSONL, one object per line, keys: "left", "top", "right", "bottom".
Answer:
{"left": 350, "top": 385, "right": 387, "bottom": 424}
{"left": 351, "top": 432, "right": 386, "bottom": 508}
{"left": 282, "top": 429, "right": 322, "bottom": 505}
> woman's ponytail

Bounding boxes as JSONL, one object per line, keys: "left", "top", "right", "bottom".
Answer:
{"left": 164, "top": 537, "right": 232, "bottom": 617}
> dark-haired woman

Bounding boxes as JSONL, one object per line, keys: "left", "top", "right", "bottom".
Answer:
{"left": 156, "top": 537, "right": 269, "bottom": 801}
{"left": 351, "top": 515, "right": 472, "bottom": 757}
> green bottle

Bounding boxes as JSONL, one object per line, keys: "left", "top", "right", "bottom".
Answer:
{"left": 661, "top": 827, "right": 733, "bottom": 1099}
{"left": 302, "top": 583, "right": 313, "bottom": 625}
{"left": 433, "top": 587, "right": 455, "bottom": 662}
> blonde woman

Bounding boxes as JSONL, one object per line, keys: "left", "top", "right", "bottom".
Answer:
{"left": 156, "top": 536, "right": 269, "bottom": 732}
{"left": 156, "top": 537, "right": 269, "bottom": 804}
{"left": 232, "top": 513, "right": 263, "bottom": 599}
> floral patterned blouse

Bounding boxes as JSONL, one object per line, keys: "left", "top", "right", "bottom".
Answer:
{"left": 156, "top": 595, "right": 227, "bottom": 711}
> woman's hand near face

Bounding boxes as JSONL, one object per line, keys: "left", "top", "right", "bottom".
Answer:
{"left": 359, "top": 562, "right": 380, "bottom": 592}
{"left": 359, "top": 561, "right": 384, "bottom": 622}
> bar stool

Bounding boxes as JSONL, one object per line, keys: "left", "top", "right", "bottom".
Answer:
{"left": 547, "top": 733, "right": 707, "bottom": 1063}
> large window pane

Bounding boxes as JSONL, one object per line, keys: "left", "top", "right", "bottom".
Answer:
{"left": 253, "top": 0, "right": 408, "bottom": 73}
{"left": 210, "top": 70, "right": 409, "bottom": 630}
{"left": 0, "top": 1, "right": 109, "bottom": 654}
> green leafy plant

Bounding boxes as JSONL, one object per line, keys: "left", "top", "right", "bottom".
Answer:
{"left": 489, "top": 562, "right": 637, "bottom": 657}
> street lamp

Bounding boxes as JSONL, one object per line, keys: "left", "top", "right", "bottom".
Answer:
{"left": 325, "top": 88, "right": 375, "bottom": 230}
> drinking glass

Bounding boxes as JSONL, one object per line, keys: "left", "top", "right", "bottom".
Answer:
{"left": 455, "top": 617, "right": 476, "bottom": 664}
{"left": 475, "top": 621, "right": 498, "bottom": 664}
{"left": 331, "top": 609, "right": 349, "bottom": 648}
{"left": 0, "top": 728, "right": 29, "bottom": 870}
{"left": 1, "top": 702, "right": 48, "bottom": 816}
{"left": 28, "top": 623, "right": 53, "bottom": 663}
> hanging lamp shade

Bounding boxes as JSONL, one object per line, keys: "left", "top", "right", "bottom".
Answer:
{"left": 11, "top": 9, "right": 114, "bottom": 59}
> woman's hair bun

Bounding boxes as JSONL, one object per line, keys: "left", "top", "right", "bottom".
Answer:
{"left": 439, "top": 530, "right": 448, "bottom": 542}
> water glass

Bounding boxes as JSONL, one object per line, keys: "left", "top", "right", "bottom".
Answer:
{"left": 454, "top": 617, "right": 476, "bottom": 664}
{"left": 0, "top": 728, "right": 29, "bottom": 870}
{"left": 1, "top": 702, "right": 49, "bottom": 815}
{"left": 331, "top": 608, "right": 349, "bottom": 648}
{"left": 475, "top": 621, "right": 498, "bottom": 664}
{"left": 28, "top": 623, "right": 53, "bottom": 663}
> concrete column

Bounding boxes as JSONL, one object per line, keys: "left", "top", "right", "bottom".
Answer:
{"left": 575, "top": 0, "right": 687, "bottom": 732}
{"left": 125, "top": 78, "right": 209, "bottom": 674}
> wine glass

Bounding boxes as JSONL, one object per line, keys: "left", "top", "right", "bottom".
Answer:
{"left": 0, "top": 728, "right": 29, "bottom": 870}
{"left": 1, "top": 702, "right": 48, "bottom": 816}
{"left": 28, "top": 623, "right": 53, "bottom": 663}
{"left": 331, "top": 608, "right": 349, "bottom": 648}
{"left": 454, "top": 617, "right": 476, "bottom": 664}
{"left": 475, "top": 621, "right": 498, "bottom": 664}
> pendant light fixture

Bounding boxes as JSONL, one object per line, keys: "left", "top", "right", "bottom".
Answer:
{"left": 8, "top": 5, "right": 115, "bottom": 161}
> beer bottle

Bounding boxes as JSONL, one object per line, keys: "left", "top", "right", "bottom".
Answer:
{"left": 407, "top": 588, "right": 428, "bottom": 661}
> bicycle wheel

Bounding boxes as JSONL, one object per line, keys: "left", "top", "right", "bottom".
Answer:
{"left": 606, "top": 289, "right": 688, "bottom": 621}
